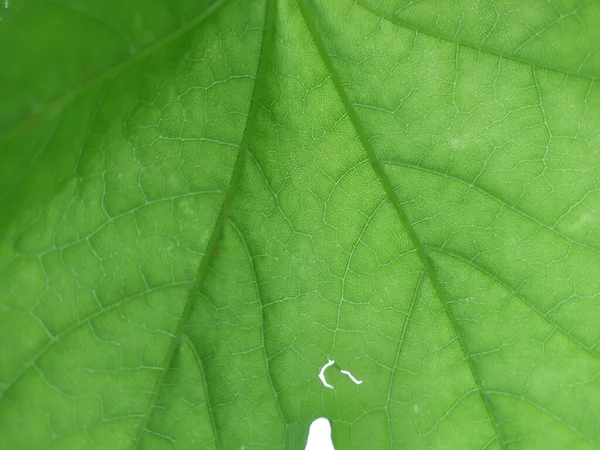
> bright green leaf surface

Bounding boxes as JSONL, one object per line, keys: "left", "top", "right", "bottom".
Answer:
{"left": 1, "top": 0, "right": 600, "bottom": 448}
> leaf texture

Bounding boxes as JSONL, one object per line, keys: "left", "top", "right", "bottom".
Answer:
{"left": 1, "top": 0, "right": 600, "bottom": 448}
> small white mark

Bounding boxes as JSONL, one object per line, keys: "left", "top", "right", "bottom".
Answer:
{"left": 4, "top": 0, "right": 8, "bottom": 9}
{"left": 318, "top": 359, "right": 363, "bottom": 389}
{"left": 318, "top": 359, "right": 335, "bottom": 389}
{"left": 305, "top": 418, "right": 334, "bottom": 450}
{"left": 340, "top": 370, "right": 362, "bottom": 385}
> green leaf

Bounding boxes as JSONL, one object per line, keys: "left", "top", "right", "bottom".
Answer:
{"left": 1, "top": 0, "right": 600, "bottom": 448}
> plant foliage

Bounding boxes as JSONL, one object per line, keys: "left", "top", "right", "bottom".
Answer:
{"left": 1, "top": 0, "right": 600, "bottom": 448}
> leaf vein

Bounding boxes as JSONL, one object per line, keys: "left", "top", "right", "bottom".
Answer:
{"left": 130, "top": 0, "right": 276, "bottom": 446}
{"left": 356, "top": 0, "right": 600, "bottom": 81}
{"left": 385, "top": 270, "right": 425, "bottom": 447}
{"left": 0, "top": 281, "right": 188, "bottom": 405}
{"left": 488, "top": 390, "right": 597, "bottom": 445}
{"left": 1, "top": 0, "right": 231, "bottom": 144}
{"left": 228, "top": 218, "right": 288, "bottom": 425}
{"left": 182, "top": 334, "right": 222, "bottom": 449}
{"left": 298, "top": 2, "right": 508, "bottom": 447}
{"left": 430, "top": 246, "right": 600, "bottom": 360}
{"left": 382, "top": 159, "right": 600, "bottom": 255}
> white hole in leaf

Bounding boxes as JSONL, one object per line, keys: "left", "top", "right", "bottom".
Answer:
{"left": 340, "top": 369, "right": 362, "bottom": 385}
{"left": 305, "top": 417, "right": 335, "bottom": 450}
{"left": 318, "top": 359, "right": 363, "bottom": 389}
{"left": 318, "top": 359, "right": 335, "bottom": 389}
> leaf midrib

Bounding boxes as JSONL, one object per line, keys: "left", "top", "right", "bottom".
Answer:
{"left": 130, "top": 0, "right": 276, "bottom": 447}
{"left": 298, "top": 1, "right": 508, "bottom": 447}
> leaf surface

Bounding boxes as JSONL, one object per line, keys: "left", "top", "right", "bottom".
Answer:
{"left": 1, "top": 0, "right": 600, "bottom": 448}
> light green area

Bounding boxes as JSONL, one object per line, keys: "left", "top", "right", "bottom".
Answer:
{"left": 1, "top": 0, "right": 599, "bottom": 448}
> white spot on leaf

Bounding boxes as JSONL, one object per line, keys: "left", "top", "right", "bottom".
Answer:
{"left": 318, "top": 359, "right": 363, "bottom": 389}
{"left": 318, "top": 359, "right": 335, "bottom": 389}
{"left": 340, "top": 369, "right": 362, "bottom": 385}
{"left": 305, "top": 418, "right": 334, "bottom": 450}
